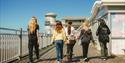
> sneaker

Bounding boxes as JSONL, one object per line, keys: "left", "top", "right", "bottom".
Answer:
{"left": 103, "top": 58, "right": 107, "bottom": 61}
{"left": 57, "top": 61, "right": 60, "bottom": 63}
{"left": 100, "top": 57, "right": 107, "bottom": 61}
{"left": 83, "top": 58, "right": 88, "bottom": 62}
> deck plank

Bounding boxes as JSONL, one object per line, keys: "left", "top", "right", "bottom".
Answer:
{"left": 17, "top": 43, "right": 125, "bottom": 63}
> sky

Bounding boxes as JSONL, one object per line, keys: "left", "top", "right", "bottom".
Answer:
{"left": 0, "top": 0, "right": 96, "bottom": 32}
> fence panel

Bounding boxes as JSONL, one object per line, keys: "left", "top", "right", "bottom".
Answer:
{"left": 0, "top": 28, "right": 20, "bottom": 63}
{"left": 0, "top": 27, "right": 52, "bottom": 63}
{"left": 21, "top": 33, "right": 29, "bottom": 56}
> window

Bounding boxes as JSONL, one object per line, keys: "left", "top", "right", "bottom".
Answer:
{"left": 111, "top": 13, "right": 125, "bottom": 38}
{"left": 45, "top": 21, "right": 50, "bottom": 26}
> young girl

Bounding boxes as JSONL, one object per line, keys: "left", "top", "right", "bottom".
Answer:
{"left": 96, "top": 18, "right": 111, "bottom": 60}
{"left": 64, "top": 21, "right": 76, "bottom": 62}
{"left": 79, "top": 20, "right": 95, "bottom": 62}
{"left": 51, "top": 21, "right": 67, "bottom": 63}
{"left": 28, "top": 16, "right": 39, "bottom": 63}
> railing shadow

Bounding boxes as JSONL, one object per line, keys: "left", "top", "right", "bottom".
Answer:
{"left": 35, "top": 55, "right": 116, "bottom": 63}
{"left": 72, "top": 56, "right": 82, "bottom": 62}
{"left": 88, "top": 55, "right": 116, "bottom": 60}
{"left": 38, "top": 58, "right": 56, "bottom": 61}
{"left": 71, "top": 55, "right": 116, "bottom": 62}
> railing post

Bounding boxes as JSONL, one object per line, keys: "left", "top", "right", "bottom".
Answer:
{"left": 41, "top": 34, "right": 43, "bottom": 49}
{"left": 19, "top": 28, "right": 22, "bottom": 57}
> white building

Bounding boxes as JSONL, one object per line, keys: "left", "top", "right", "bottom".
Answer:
{"left": 61, "top": 16, "right": 86, "bottom": 29}
{"left": 45, "top": 12, "right": 57, "bottom": 34}
{"left": 90, "top": 0, "right": 125, "bottom": 55}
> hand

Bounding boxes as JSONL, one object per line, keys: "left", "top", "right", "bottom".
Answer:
{"left": 77, "top": 36, "right": 80, "bottom": 40}
{"left": 65, "top": 40, "right": 70, "bottom": 44}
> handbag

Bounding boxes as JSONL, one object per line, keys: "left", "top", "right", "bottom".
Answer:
{"left": 67, "top": 35, "right": 76, "bottom": 44}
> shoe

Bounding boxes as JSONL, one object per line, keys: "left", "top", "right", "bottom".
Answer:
{"left": 83, "top": 58, "right": 88, "bottom": 62}
{"left": 100, "top": 57, "right": 107, "bottom": 61}
{"left": 103, "top": 58, "right": 107, "bottom": 61}
{"left": 57, "top": 61, "right": 60, "bottom": 63}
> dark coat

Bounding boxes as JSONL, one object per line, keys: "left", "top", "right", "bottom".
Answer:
{"left": 80, "top": 29, "right": 94, "bottom": 43}
{"left": 96, "top": 25, "right": 111, "bottom": 42}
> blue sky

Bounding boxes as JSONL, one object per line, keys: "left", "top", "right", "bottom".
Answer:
{"left": 0, "top": 0, "right": 95, "bottom": 32}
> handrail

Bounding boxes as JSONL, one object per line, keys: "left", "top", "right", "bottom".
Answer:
{"left": 0, "top": 27, "right": 20, "bottom": 31}
{"left": 0, "top": 27, "right": 52, "bottom": 63}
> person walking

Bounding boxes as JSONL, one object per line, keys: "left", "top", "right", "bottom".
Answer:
{"left": 27, "top": 16, "right": 40, "bottom": 63}
{"left": 96, "top": 18, "right": 111, "bottom": 60}
{"left": 79, "top": 20, "right": 95, "bottom": 62}
{"left": 51, "top": 21, "right": 67, "bottom": 63}
{"left": 64, "top": 21, "right": 76, "bottom": 62}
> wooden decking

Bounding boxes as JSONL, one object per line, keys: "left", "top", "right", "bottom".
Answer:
{"left": 17, "top": 43, "right": 125, "bottom": 63}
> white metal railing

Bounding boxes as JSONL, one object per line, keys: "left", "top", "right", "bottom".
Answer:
{"left": 0, "top": 27, "right": 52, "bottom": 63}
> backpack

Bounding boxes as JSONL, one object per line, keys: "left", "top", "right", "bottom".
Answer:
{"left": 81, "top": 29, "right": 91, "bottom": 43}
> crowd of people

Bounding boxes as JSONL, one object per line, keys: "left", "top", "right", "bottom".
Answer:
{"left": 27, "top": 16, "right": 111, "bottom": 63}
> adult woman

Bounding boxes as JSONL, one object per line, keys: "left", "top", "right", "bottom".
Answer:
{"left": 96, "top": 18, "right": 111, "bottom": 60}
{"left": 79, "top": 20, "right": 95, "bottom": 62}
{"left": 64, "top": 21, "right": 76, "bottom": 62}
{"left": 51, "top": 21, "right": 67, "bottom": 63}
{"left": 28, "top": 16, "right": 39, "bottom": 63}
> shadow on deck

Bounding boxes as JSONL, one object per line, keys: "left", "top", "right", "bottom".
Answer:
{"left": 12, "top": 43, "right": 125, "bottom": 63}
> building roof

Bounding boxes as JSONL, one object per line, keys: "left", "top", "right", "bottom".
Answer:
{"left": 101, "top": 0, "right": 125, "bottom": 3}
{"left": 45, "top": 12, "right": 57, "bottom": 17}
{"left": 62, "top": 16, "right": 86, "bottom": 20}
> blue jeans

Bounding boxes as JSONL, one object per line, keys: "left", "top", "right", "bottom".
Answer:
{"left": 55, "top": 40, "right": 64, "bottom": 61}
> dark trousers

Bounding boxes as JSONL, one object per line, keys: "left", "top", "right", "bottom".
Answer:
{"left": 28, "top": 38, "right": 39, "bottom": 62}
{"left": 81, "top": 42, "right": 89, "bottom": 58}
{"left": 67, "top": 40, "right": 76, "bottom": 59}
{"left": 100, "top": 42, "right": 108, "bottom": 57}
{"left": 55, "top": 40, "right": 64, "bottom": 61}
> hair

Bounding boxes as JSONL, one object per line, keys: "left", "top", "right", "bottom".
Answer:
{"left": 98, "top": 18, "right": 106, "bottom": 26}
{"left": 83, "top": 19, "right": 90, "bottom": 27}
{"left": 55, "top": 21, "right": 63, "bottom": 33}
{"left": 67, "top": 21, "right": 72, "bottom": 35}
{"left": 82, "top": 19, "right": 90, "bottom": 31}
{"left": 28, "top": 16, "right": 37, "bottom": 33}
{"left": 68, "top": 21, "right": 72, "bottom": 25}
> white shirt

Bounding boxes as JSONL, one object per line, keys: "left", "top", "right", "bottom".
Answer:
{"left": 64, "top": 26, "right": 76, "bottom": 40}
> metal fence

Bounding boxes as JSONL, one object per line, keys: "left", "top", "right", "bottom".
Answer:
{"left": 0, "top": 27, "right": 52, "bottom": 63}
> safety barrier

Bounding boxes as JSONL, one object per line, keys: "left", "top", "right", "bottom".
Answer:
{"left": 0, "top": 27, "right": 52, "bottom": 63}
